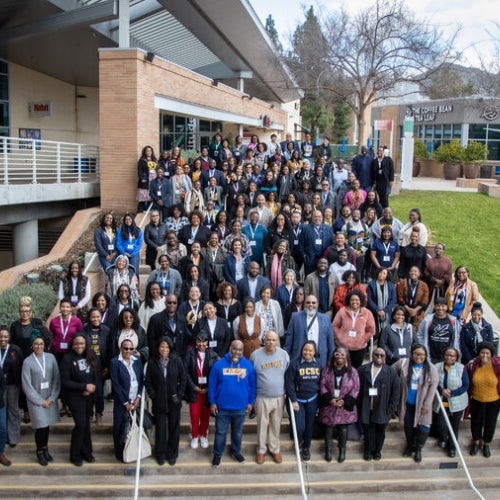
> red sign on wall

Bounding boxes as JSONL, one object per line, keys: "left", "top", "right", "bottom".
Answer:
{"left": 374, "top": 119, "right": 392, "bottom": 131}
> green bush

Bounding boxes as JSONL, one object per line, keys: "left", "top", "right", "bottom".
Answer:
{"left": 413, "top": 139, "right": 429, "bottom": 159}
{"left": 432, "top": 139, "right": 465, "bottom": 163}
{"left": 463, "top": 141, "right": 488, "bottom": 162}
{"left": 0, "top": 283, "right": 57, "bottom": 325}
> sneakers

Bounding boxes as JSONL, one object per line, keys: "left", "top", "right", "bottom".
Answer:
{"left": 190, "top": 437, "right": 199, "bottom": 449}
{"left": 200, "top": 436, "right": 209, "bottom": 449}
{"left": 212, "top": 455, "right": 221, "bottom": 467}
{"left": 231, "top": 453, "right": 245, "bottom": 463}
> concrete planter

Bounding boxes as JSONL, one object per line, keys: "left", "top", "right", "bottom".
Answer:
{"left": 418, "top": 159, "right": 442, "bottom": 178}
{"left": 463, "top": 162, "right": 480, "bottom": 179}
{"left": 443, "top": 163, "right": 462, "bottom": 180}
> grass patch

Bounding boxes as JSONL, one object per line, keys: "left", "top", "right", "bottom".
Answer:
{"left": 391, "top": 190, "right": 500, "bottom": 314}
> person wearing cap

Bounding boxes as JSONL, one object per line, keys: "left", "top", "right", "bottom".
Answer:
{"left": 250, "top": 331, "right": 290, "bottom": 465}
{"left": 417, "top": 298, "right": 460, "bottom": 364}
{"left": 466, "top": 341, "right": 500, "bottom": 458}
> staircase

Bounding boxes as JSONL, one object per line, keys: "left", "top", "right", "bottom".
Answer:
{"left": 2, "top": 404, "right": 499, "bottom": 499}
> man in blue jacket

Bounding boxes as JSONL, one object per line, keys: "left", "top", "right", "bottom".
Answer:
{"left": 208, "top": 340, "right": 256, "bottom": 467}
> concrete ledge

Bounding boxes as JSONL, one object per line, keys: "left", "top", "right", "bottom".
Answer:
{"left": 456, "top": 177, "right": 496, "bottom": 189}
{"left": 478, "top": 181, "right": 500, "bottom": 198}
{"left": 0, "top": 207, "right": 102, "bottom": 293}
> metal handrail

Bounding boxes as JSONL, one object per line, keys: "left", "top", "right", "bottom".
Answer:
{"left": 287, "top": 398, "right": 308, "bottom": 500}
{"left": 434, "top": 390, "right": 485, "bottom": 500}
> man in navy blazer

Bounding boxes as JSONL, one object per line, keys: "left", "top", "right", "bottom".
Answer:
{"left": 200, "top": 158, "right": 226, "bottom": 190}
{"left": 284, "top": 294, "right": 334, "bottom": 369}
{"left": 236, "top": 261, "right": 270, "bottom": 302}
{"left": 301, "top": 210, "right": 334, "bottom": 276}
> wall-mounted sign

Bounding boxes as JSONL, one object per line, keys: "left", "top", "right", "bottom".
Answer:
{"left": 481, "top": 105, "right": 499, "bottom": 121}
{"left": 19, "top": 128, "right": 41, "bottom": 150}
{"left": 262, "top": 115, "right": 271, "bottom": 128}
{"left": 28, "top": 100, "right": 52, "bottom": 117}
{"left": 374, "top": 119, "right": 392, "bottom": 131}
{"left": 406, "top": 104, "right": 453, "bottom": 122}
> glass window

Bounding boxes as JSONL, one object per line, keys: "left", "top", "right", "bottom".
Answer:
{"left": 199, "top": 120, "right": 211, "bottom": 132}
{"left": 211, "top": 121, "right": 223, "bottom": 132}
{"left": 434, "top": 125, "right": 442, "bottom": 140}
{"left": 443, "top": 124, "right": 452, "bottom": 138}
{"left": 469, "top": 123, "right": 486, "bottom": 140}
{"left": 452, "top": 124, "right": 461, "bottom": 138}
{"left": 487, "top": 125, "right": 500, "bottom": 140}
{"left": 160, "top": 114, "right": 173, "bottom": 133}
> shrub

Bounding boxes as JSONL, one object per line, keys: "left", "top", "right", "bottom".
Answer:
{"left": 432, "top": 139, "right": 465, "bottom": 163}
{"left": 413, "top": 139, "right": 429, "bottom": 159}
{"left": 0, "top": 283, "right": 57, "bottom": 325}
{"left": 463, "top": 141, "right": 488, "bottom": 162}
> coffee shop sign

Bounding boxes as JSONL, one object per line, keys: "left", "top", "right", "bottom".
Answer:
{"left": 406, "top": 104, "right": 453, "bottom": 122}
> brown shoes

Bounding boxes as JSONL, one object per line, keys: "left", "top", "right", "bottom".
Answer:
{"left": 271, "top": 452, "right": 283, "bottom": 464}
{"left": 0, "top": 453, "right": 12, "bottom": 466}
{"left": 255, "top": 453, "right": 265, "bottom": 464}
{"left": 95, "top": 413, "right": 103, "bottom": 425}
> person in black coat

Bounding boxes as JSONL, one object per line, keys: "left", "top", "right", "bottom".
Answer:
{"left": 147, "top": 295, "right": 191, "bottom": 357}
{"left": 194, "top": 302, "right": 232, "bottom": 357}
{"left": 357, "top": 347, "right": 401, "bottom": 461}
{"left": 371, "top": 146, "right": 394, "bottom": 209}
{"left": 177, "top": 210, "right": 212, "bottom": 252}
{"left": 109, "top": 337, "right": 143, "bottom": 461}
{"left": 80, "top": 308, "right": 111, "bottom": 424}
{"left": 184, "top": 331, "right": 219, "bottom": 450}
{"left": 145, "top": 336, "right": 187, "bottom": 466}
{"left": 144, "top": 210, "right": 167, "bottom": 271}
{"left": 60, "top": 334, "right": 100, "bottom": 466}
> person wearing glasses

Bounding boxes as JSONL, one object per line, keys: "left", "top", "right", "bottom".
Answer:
{"left": 109, "top": 338, "right": 143, "bottom": 461}
{"left": 357, "top": 347, "right": 401, "bottom": 461}
{"left": 284, "top": 294, "right": 334, "bottom": 370}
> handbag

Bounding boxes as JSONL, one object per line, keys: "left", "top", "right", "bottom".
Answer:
{"left": 123, "top": 410, "right": 152, "bottom": 463}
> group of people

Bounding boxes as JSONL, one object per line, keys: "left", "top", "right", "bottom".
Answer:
{"left": 0, "top": 132, "right": 497, "bottom": 470}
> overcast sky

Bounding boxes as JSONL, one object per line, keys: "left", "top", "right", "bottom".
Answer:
{"left": 249, "top": 0, "right": 497, "bottom": 68}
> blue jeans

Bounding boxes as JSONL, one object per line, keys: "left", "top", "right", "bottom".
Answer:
{"left": 213, "top": 408, "right": 246, "bottom": 457}
{"left": 294, "top": 398, "right": 318, "bottom": 450}
{"left": 0, "top": 406, "right": 7, "bottom": 453}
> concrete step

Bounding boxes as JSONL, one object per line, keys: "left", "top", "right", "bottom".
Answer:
{"left": 3, "top": 402, "right": 498, "bottom": 499}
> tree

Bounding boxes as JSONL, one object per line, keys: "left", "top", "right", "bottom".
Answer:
{"left": 331, "top": 101, "right": 351, "bottom": 143}
{"left": 286, "top": 6, "right": 332, "bottom": 139}
{"left": 264, "top": 15, "right": 283, "bottom": 54}
{"left": 317, "top": 0, "right": 460, "bottom": 145}
{"left": 424, "top": 66, "right": 475, "bottom": 99}
{"left": 473, "top": 21, "right": 500, "bottom": 97}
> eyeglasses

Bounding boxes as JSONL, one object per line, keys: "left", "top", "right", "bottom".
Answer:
{"left": 373, "top": 353, "right": 386, "bottom": 358}
{"left": 166, "top": 301, "right": 177, "bottom": 305}
{"left": 122, "top": 347, "right": 134, "bottom": 351}
{"left": 305, "top": 301, "right": 317, "bottom": 305}
{"left": 20, "top": 309, "right": 31, "bottom": 313}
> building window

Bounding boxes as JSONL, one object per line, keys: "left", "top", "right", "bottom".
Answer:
{"left": 0, "top": 60, "right": 9, "bottom": 139}
{"left": 414, "top": 123, "right": 462, "bottom": 153}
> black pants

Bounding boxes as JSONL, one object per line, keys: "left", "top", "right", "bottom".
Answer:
{"left": 470, "top": 398, "right": 500, "bottom": 443}
{"left": 361, "top": 422, "right": 387, "bottom": 454}
{"left": 35, "top": 426, "right": 50, "bottom": 450}
{"left": 155, "top": 407, "right": 181, "bottom": 460}
{"left": 376, "top": 183, "right": 389, "bottom": 209}
{"left": 349, "top": 349, "right": 366, "bottom": 369}
{"left": 434, "top": 407, "right": 463, "bottom": 450}
{"left": 67, "top": 393, "right": 94, "bottom": 461}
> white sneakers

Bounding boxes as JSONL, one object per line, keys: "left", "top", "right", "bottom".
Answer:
{"left": 190, "top": 435, "right": 209, "bottom": 449}
{"left": 190, "top": 437, "right": 199, "bottom": 449}
{"left": 200, "top": 437, "right": 209, "bottom": 449}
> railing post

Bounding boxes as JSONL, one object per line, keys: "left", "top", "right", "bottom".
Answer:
{"left": 77, "top": 144, "right": 82, "bottom": 182}
{"left": 32, "top": 140, "right": 37, "bottom": 183}
{"left": 2, "top": 137, "right": 8, "bottom": 185}
{"left": 56, "top": 142, "right": 61, "bottom": 183}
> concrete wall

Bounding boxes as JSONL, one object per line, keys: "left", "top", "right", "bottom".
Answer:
{"left": 98, "top": 49, "right": 289, "bottom": 213}
{"left": 9, "top": 63, "right": 99, "bottom": 145}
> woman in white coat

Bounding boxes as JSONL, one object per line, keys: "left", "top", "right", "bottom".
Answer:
{"left": 255, "top": 284, "right": 284, "bottom": 340}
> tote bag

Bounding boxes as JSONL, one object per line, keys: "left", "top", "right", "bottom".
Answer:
{"left": 123, "top": 411, "right": 152, "bottom": 463}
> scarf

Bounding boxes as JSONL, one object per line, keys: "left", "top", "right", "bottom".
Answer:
{"left": 270, "top": 253, "right": 283, "bottom": 291}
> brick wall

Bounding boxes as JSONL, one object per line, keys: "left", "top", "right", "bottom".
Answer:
{"left": 99, "top": 49, "right": 288, "bottom": 212}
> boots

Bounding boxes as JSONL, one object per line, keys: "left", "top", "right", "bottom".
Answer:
{"left": 43, "top": 447, "right": 54, "bottom": 462}
{"left": 0, "top": 453, "right": 12, "bottom": 466}
{"left": 414, "top": 431, "right": 428, "bottom": 463}
{"left": 337, "top": 425, "right": 347, "bottom": 463}
{"left": 37, "top": 449, "right": 48, "bottom": 466}
{"left": 324, "top": 427, "right": 333, "bottom": 462}
{"left": 403, "top": 426, "right": 415, "bottom": 457}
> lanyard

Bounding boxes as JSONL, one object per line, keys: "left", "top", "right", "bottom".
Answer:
{"left": 396, "top": 325, "right": 405, "bottom": 346}
{"left": 60, "top": 314, "right": 72, "bottom": 340}
{"left": 306, "top": 313, "right": 317, "bottom": 333}
{"left": 0, "top": 345, "right": 10, "bottom": 369}
{"left": 350, "top": 309, "right": 360, "bottom": 329}
{"left": 408, "top": 280, "right": 418, "bottom": 303}
{"left": 33, "top": 352, "right": 46, "bottom": 380}
{"left": 314, "top": 225, "right": 322, "bottom": 238}
{"left": 190, "top": 302, "right": 200, "bottom": 319}
{"left": 197, "top": 352, "right": 205, "bottom": 376}
{"left": 382, "top": 242, "right": 391, "bottom": 255}
{"left": 249, "top": 224, "right": 259, "bottom": 240}
{"left": 159, "top": 271, "right": 169, "bottom": 287}
{"left": 371, "top": 365, "right": 382, "bottom": 386}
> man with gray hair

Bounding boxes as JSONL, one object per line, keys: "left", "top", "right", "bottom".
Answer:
{"left": 250, "top": 331, "right": 290, "bottom": 464}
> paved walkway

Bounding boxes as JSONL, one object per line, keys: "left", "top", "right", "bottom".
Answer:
{"left": 401, "top": 177, "right": 477, "bottom": 192}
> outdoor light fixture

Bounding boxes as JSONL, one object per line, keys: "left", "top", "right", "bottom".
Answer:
{"left": 145, "top": 52, "right": 155, "bottom": 62}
